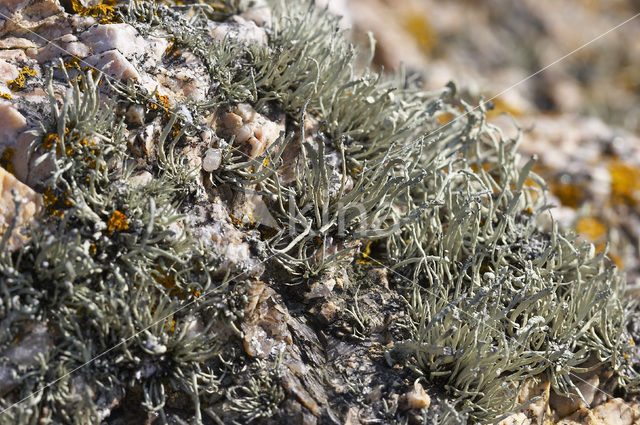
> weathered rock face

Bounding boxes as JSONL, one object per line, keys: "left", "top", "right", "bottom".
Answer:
{"left": 1, "top": 1, "right": 640, "bottom": 425}
{"left": 0, "top": 166, "right": 42, "bottom": 250}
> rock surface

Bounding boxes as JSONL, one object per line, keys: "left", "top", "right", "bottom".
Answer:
{"left": 0, "top": 166, "right": 42, "bottom": 250}
{"left": 1, "top": 1, "right": 640, "bottom": 425}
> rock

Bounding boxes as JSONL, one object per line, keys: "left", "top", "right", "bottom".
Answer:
{"left": 208, "top": 16, "right": 268, "bottom": 45}
{"left": 343, "top": 406, "right": 360, "bottom": 425}
{"left": 80, "top": 23, "right": 141, "bottom": 57}
{"left": 128, "top": 171, "right": 152, "bottom": 187}
{"left": 34, "top": 33, "right": 90, "bottom": 62}
{"left": 0, "top": 58, "right": 21, "bottom": 92}
{"left": 2, "top": 322, "right": 51, "bottom": 365}
{"left": 242, "top": 281, "right": 292, "bottom": 359}
{"left": 400, "top": 381, "right": 430, "bottom": 410}
{"left": 233, "top": 192, "right": 279, "bottom": 229}
{"left": 0, "top": 102, "right": 27, "bottom": 143}
{"left": 85, "top": 50, "right": 140, "bottom": 81}
{"left": 202, "top": 148, "right": 222, "bottom": 172}
{"left": 305, "top": 278, "right": 336, "bottom": 301}
{"left": 220, "top": 103, "right": 285, "bottom": 158}
{"left": 0, "top": 322, "right": 52, "bottom": 396}
{"left": 550, "top": 390, "right": 583, "bottom": 419}
{"left": 317, "top": 300, "right": 339, "bottom": 324}
{"left": 316, "top": 0, "right": 352, "bottom": 29}
{"left": 496, "top": 413, "right": 532, "bottom": 425}
{"left": 0, "top": 165, "right": 42, "bottom": 250}
{"left": 591, "top": 398, "right": 640, "bottom": 425}
{"left": 125, "top": 104, "right": 145, "bottom": 126}
{"left": 519, "top": 376, "right": 551, "bottom": 423}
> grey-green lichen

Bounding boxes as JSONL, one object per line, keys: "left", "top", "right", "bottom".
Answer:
{"left": 0, "top": 0, "right": 639, "bottom": 424}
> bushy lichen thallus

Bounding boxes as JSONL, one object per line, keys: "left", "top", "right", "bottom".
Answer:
{"left": 0, "top": 1, "right": 638, "bottom": 425}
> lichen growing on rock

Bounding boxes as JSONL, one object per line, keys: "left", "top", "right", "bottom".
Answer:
{"left": 0, "top": 1, "right": 639, "bottom": 424}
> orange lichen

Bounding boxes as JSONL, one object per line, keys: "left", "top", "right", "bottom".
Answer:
{"left": 165, "top": 319, "right": 176, "bottom": 332}
{"left": 485, "top": 97, "right": 522, "bottom": 119}
{"left": 436, "top": 112, "right": 455, "bottom": 125}
{"left": 0, "top": 147, "right": 16, "bottom": 176}
{"left": 404, "top": 12, "right": 436, "bottom": 53}
{"left": 609, "top": 252, "right": 624, "bottom": 269}
{"left": 42, "top": 133, "right": 60, "bottom": 152}
{"left": 575, "top": 216, "right": 607, "bottom": 241}
{"left": 358, "top": 241, "right": 373, "bottom": 264}
{"left": 609, "top": 159, "right": 640, "bottom": 206}
{"left": 43, "top": 187, "right": 67, "bottom": 218}
{"left": 549, "top": 181, "right": 583, "bottom": 209}
{"left": 8, "top": 66, "right": 37, "bottom": 91}
{"left": 107, "top": 210, "right": 129, "bottom": 233}
{"left": 70, "top": 0, "right": 118, "bottom": 24}
{"left": 149, "top": 91, "right": 172, "bottom": 118}
{"left": 152, "top": 267, "right": 176, "bottom": 289}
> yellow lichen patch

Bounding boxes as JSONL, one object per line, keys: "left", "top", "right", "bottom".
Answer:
{"left": 70, "top": 0, "right": 119, "bottom": 24}
{"left": 548, "top": 181, "right": 583, "bottom": 209}
{"left": 107, "top": 210, "right": 129, "bottom": 233}
{"left": 59, "top": 57, "right": 82, "bottom": 71}
{"left": 0, "top": 147, "right": 16, "bottom": 176}
{"left": 609, "top": 252, "right": 624, "bottom": 269}
{"left": 152, "top": 267, "right": 186, "bottom": 299}
{"left": 608, "top": 159, "right": 640, "bottom": 205}
{"left": 230, "top": 212, "right": 256, "bottom": 229}
{"left": 436, "top": 112, "right": 455, "bottom": 125}
{"left": 42, "top": 133, "right": 59, "bottom": 152}
{"left": 0, "top": 92, "right": 11, "bottom": 100}
{"left": 403, "top": 12, "right": 437, "bottom": 53}
{"left": 152, "top": 267, "right": 176, "bottom": 290}
{"left": 164, "top": 319, "right": 176, "bottom": 332}
{"left": 358, "top": 241, "right": 373, "bottom": 264}
{"left": 486, "top": 97, "right": 522, "bottom": 119}
{"left": 8, "top": 66, "right": 37, "bottom": 91}
{"left": 149, "top": 90, "right": 172, "bottom": 117}
{"left": 42, "top": 187, "right": 67, "bottom": 218}
{"left": 575, "top": 216, "right": 607, "bottom": 241}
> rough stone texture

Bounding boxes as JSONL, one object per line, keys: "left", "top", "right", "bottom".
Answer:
{"left": 220, "top": 103, "right": 286, "bottom": 159}
{"left": 557, "top": 399, "right": 640, "bottom": 425}
{"left": 0, "top": 165, "right": 42, "bottom": 250}
{"left": 0, "top": 101, "right": 27, "bottom": 141}
{"left": 1, "top": 1, "right": 640, "bottom": 424}
{"left": 0, "top": 322, "right": 52, "bottom": 397}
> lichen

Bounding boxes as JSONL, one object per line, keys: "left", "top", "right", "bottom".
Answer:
{"left": 7, "top": 66, "right": 37, "bottom": 92}
{"left": 0, "top": 1, "right": 639, "bottom": 424}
